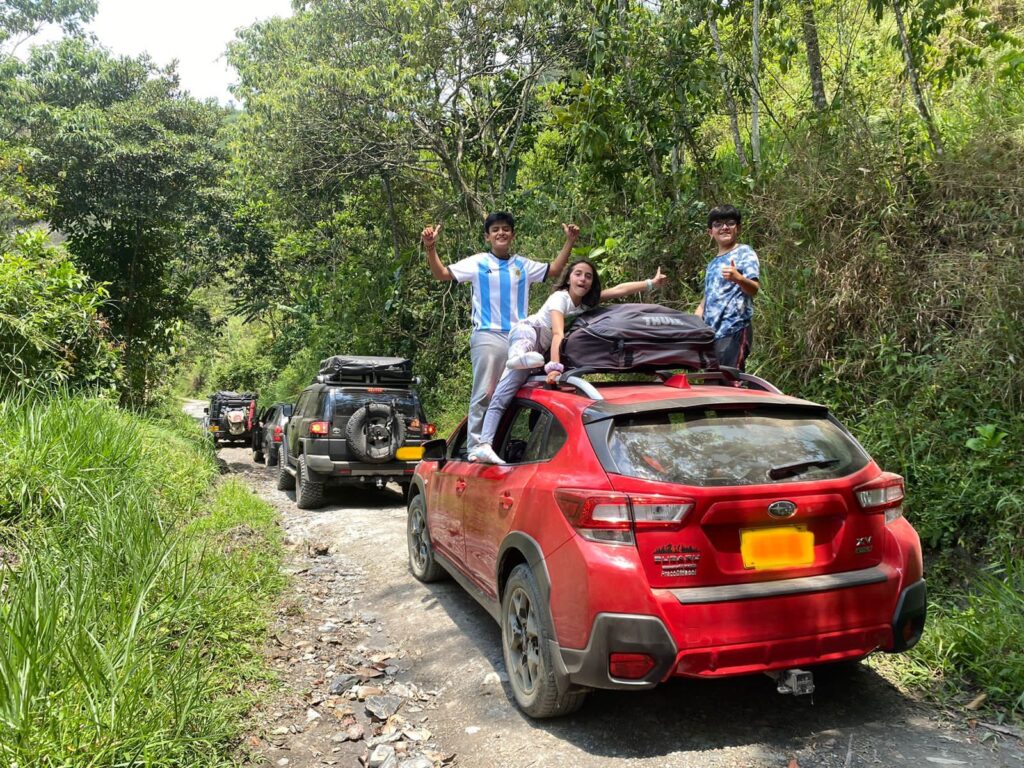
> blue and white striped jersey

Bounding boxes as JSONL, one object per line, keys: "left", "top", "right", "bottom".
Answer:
{"left": 449, "top": 252, "right": 549, "bottom": 332}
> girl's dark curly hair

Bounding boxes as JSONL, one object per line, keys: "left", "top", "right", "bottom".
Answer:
{"left": 554, "top": 258, "right": 602, "bottom": 308}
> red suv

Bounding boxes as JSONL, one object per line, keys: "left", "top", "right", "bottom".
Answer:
{"left": 406, "top": 369, "right": 926, "bottom": 718}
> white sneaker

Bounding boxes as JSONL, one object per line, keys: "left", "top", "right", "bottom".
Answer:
{"left": 468, "top": 444, "right": 505, "bottom": 464}
{"left": 506, "top": 351, "right": 544, "bottom": 370}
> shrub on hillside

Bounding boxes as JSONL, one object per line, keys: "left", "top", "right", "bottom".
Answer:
{"left": 0, "top": 231, "right": 118, "bottom": 392}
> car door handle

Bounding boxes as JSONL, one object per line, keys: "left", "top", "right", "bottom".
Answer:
{"left": 456, "top": 479, "right": 467, "bottom": 496}
{"left": 499, "top": 493, "right": 514, "bottom": 510}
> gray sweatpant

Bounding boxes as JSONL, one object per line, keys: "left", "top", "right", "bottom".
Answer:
{"left": 478, "top": 322, "right": 541, "bottom": 448}
{"left": 467, "top": 330, "right": 510, "bottom": 450}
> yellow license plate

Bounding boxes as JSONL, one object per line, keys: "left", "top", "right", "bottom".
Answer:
{"left": 208, "top": 426, "right": 219, "bottom": 432}
{"left": 741, "top": 526, "right": 814, "bottom": 570}
{"left": 396, "top": 446, "right": 424, "bottom": 461}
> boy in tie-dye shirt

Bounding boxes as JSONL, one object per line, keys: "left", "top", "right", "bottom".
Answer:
{"left": 695, "top": 204, "right": 760, "bottom": 371}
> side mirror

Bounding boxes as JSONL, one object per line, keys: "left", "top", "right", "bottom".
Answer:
{"left": 422, "top": 438, "right": 448, "bottom": 464}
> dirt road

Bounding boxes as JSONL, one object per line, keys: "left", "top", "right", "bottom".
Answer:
{"left": 195, "top": 411, "right": 1021, "bottom": 767}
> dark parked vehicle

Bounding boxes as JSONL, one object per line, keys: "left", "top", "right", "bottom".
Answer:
{"left": 204, "top": 391, "right": 258, "bottom": 448}
{"left": 253, "top": 402, "right": 294, "bottom": 466}
{"left": 278, "top": 356, "right": 435, "bottom": 509}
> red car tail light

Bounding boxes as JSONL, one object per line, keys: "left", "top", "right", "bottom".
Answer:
{"left": 609, "top": 652, "right": 656, "bottom": 680}
{"left": 309, "top": 421, "right": 330, "bottom": 436}
{"left": 855, "top": 472, "right": 905, "bottom": 524}
{"left": 554, "top": 490, "right": 632, "bottom": 545}
{"left": 630, "top": 495, "right": 694, "bottom": 530}
{"left": 272, "top": 425, "right": 283, "bottom": 443}
{"left": 555, "top": 490, "right": 694, "bottom": 545}
{"left": 424, "top": 423, "right": 437, "bottom": 437}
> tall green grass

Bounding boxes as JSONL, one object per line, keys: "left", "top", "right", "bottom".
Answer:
{"left": 0, "top": 394, "right": 284, "bottom": 766}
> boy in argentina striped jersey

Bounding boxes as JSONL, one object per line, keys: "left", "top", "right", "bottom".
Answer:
{"left": 422, "top": 213, "right": 577, "bottom": 451}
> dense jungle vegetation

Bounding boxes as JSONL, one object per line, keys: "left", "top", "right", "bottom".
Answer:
{"left": 0, "top": 0, "right": 1021, "bottom": 755}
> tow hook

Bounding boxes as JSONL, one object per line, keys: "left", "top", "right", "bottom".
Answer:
{"left": 767, "top": 668, "right": 815, "bottom": 696}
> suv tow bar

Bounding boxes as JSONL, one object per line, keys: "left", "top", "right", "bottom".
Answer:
{"left": 767, "top": 668, "right": 815, "bottom": 696}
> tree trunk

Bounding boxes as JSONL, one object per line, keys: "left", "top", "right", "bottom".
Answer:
{"left": 801, "top": 1, "right": 827, "bottom": 111}
{"left": 751, "top": 0, "right": 762, "bottom": 171}
{"left": 891, "top": 0, "right": 943, "bottom": 154}
{"left": 381, "top": 172, "right": 401, "bottom": 264}
{"left": 707, "top": 8, "right": 748, "bottom": 168}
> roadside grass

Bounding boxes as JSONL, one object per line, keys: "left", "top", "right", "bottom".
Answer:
{"left": 888, "top": 560, "right": 1024, "bottom": 717}
{"left": 0, "top": 393, "right": 285, "bottom": 766}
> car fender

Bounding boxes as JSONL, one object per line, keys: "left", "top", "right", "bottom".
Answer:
{"left": 409, "top": 474, "right": 429, "bottom": 502}
{"left": 497, "top": 532, "right": 553, "bottom": 608}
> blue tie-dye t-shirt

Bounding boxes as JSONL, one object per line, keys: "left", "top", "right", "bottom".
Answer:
{"left": 702, "top": 244, "right": 760, "bottom": 339}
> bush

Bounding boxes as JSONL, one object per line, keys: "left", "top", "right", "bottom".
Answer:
{"left": 0, "top": 393, "right": 284, "bottom": 765}
{"left": 0, "top": 231, "right": 118, "bottom": 393}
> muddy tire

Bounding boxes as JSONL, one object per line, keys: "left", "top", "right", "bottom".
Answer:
{"left": 295, "top": 454, "right": 325, "bottom": 510}
{"left": 266, "top": 442, "right": 279, "bottom": 467}
{"left": 501, "top": 564, "right": 587, "bottom": 718}
{"left": 253, "top": 447, "right": 265, "bottom": 464}
{"left": 407, "top": 495, "right": 445, "bottom": 582}
{"left": 276, "top": 448, "right": 295, "bottom": 491}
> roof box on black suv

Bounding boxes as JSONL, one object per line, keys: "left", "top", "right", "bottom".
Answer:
{"left": 317, "top": 356, "right": 414, "bottom": 384}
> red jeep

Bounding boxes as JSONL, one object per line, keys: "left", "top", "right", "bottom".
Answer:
{"left": 406, "top": 369, "right": 925, "bottom": 718}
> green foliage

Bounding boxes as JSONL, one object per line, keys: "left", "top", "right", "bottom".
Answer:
{"left": 0, "top": 393, "right": 284, "bottom": 765}
{"left": 908, "top": 560, "right": 1024, "bottom": 714}
{"left": 5, "top": 38, "right": 232, "bottom": 406}
{"left": 0, "top": 230, "right": 117, "bottom": 393}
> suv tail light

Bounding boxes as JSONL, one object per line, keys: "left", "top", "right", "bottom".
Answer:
{"left": 272, "top": 425, "right": 283, "bottom": 443}
{"left": 424, "top": 423, "right": 437, "bottom": 437}
{"left": 855, "top": 472, "right": 904, "bottom": 524}
{"left": 309, "top": 421, "right": 330, "bottom": 436}
{"left": 554, "top": 489, "right": 694, "bottom": 546}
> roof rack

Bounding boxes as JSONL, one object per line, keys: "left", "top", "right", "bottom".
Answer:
{"left": 525, "top": 366, "right": 781, "bottom": 402}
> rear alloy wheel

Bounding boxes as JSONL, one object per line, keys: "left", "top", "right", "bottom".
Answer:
{"left": 295, "top": 454, "right": 325, "bottom": 510}
{"left": 276, "top": 447, "right": 295, "bottom": 491}
{"left": 501, "top": 564, "right": 587, "bottom": 718}
{"left": 407, "top": 495, "right": 445, "bottom": 582}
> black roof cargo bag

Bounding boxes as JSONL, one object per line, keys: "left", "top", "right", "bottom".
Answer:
{"left": 560, "top": 304, "right": 717, "bottom": 372}
{"left": 318, "top": 356, "right": 414, "bottom": 384}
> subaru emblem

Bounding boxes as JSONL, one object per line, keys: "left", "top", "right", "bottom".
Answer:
{"left": 768, "top": 500, "right": 798, "bottom": 518}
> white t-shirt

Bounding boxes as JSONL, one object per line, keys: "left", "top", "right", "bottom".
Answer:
{"left": 448, "top": 252, "right": 549, "bottom": 332}
{"left": 520, "top": 290, "right": 590, "bottom": 350}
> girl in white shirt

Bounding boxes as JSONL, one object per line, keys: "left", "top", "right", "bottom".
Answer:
{"left": 470, "top": 258, "right": 666, "bottom": 464}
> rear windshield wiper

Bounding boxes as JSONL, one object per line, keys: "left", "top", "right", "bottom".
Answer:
{"left": 767, "top": 457, "right": 840, "bottom": 480}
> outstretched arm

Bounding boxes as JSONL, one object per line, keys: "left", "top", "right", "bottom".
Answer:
{"left": 545, "top": 310, "right": 566, "bottom": 385}
{"left": 599, "top": 266, "right": 668, "bottom": 301}
{"left": 422, "top": 223, "right": 454, "bottom": 281}
{"left": 547, "top": 223, "right": 579, "bottom": 281}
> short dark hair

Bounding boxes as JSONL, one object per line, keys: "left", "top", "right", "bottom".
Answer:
{"left": 707, "top": 204, "right": 742, "bottom": 229}
{"left": 554, "top": 258, "right": 602, "bottom": 308}
{"left": 483, "top": 211, "right": 515, "bottom": 234}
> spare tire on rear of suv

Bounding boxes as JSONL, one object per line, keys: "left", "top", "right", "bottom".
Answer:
{"left": 345, "top": 402, "right": 407, "bottom": 463}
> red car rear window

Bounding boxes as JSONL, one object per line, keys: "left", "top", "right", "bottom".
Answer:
{"left": 605, "top": 406, "right": 869, "bottom": 486}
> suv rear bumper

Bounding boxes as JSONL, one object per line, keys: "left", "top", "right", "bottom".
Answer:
{"left": 304, "top": 453, "right": 417, "bottom": 484}
{"left": 555, "top": 579, "right": 927, "bottom": 690}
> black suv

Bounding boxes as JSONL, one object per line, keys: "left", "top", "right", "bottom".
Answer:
{"left": 277, "top": 356, "right": 435, "bottom": 509}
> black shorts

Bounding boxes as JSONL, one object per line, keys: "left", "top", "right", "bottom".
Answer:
{"left": 714, "top": 325, "right": 752, "bottom": 371}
